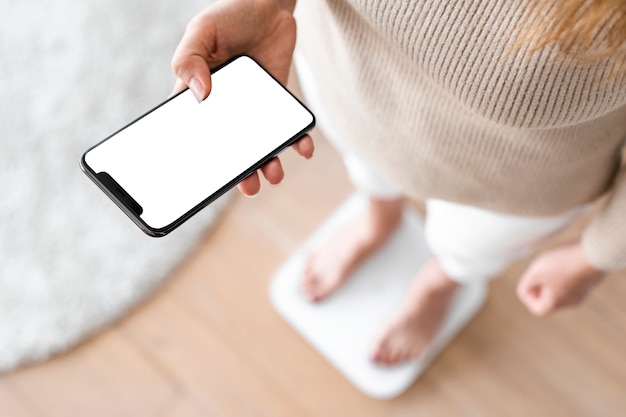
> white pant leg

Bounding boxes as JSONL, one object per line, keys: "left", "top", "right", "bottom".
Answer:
{"left": 425, "top": 199, "right": 588, "bottom": 283}
{"left": 294, "top": 52, "right": 403, "bottom": 199}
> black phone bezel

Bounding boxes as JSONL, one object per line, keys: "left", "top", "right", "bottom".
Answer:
{"left": 80, "top": 55, "right": 315, "bottom": 237}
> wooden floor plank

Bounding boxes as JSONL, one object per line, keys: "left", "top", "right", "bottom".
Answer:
{"left": 0, "top": 382, "right": 36, "bottom": 417}
{"left": 589, "top": 275, "right": 626, "bottom": 338}
{"left": 481, "top": 261, "right": 626, "bottom": 417}
{"left": 160, "top": 391, "right": 224, "bottom": 417}
{"left": 121, "top": 294, "right": 311, "bottom": 417}
{"left": 4, "top": 330, "right": 178, "bottom": 417}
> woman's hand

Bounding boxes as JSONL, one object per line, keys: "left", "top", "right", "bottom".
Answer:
{"left": 171, "top": 0, "right": 313, "bottom": 195}
{"left": 516, "top": 241, "right": 605, "bottom": 316}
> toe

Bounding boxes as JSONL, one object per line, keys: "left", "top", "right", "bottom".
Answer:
{"left": 371, "top": 336, "right": 390, "bottom": 364}
{"left": 409, "top": 342, "right": 427, "bottom": 361}
{"left": 386, "top": 348, "right": 400, "bottom": 366}
{"left": 310, "top": 282, "right": 331, "bottom": 303}
{"left": 396, "top": 347, "right": 414, "bottom": 365}
{"left": 300, "top": 277, "right": 318, "bottom": 302}
{"left": 302, "top": 281, "right": 320, "bottom": 302}
{"left": 301, "top": 276, "right": 326, "bottom": 303}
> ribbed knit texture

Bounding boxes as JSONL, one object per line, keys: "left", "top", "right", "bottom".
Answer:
{"left": 295, "top": 0, "right": 626, "bottom": 270}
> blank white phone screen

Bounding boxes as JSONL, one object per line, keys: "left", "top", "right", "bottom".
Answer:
{"left": 84, "top": 56, "right": 314, "bottom": 230}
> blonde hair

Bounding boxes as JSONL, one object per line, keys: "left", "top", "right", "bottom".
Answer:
{"left": 522, "top": 0, "right": 626, "bottom": 61}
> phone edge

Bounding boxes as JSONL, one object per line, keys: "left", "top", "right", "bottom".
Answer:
{"left": 80, "top": 54, "right": 316, "bottom": 238}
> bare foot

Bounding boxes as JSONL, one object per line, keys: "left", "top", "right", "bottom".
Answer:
{"left": 301, "top": 197, "right": 404, "bottom": 302}
{"left": 371, "top": 259, "right": 459, "bottom": 366}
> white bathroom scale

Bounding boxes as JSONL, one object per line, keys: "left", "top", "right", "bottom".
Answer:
{"left": 270, "top": 194, "right": 488, "bottom": 399}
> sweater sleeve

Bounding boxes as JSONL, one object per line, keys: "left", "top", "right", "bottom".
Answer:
{"left": 581, "top": 161, "right": 626, "bottom": 271}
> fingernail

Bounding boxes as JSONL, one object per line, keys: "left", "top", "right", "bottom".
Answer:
{"left": 189, "top": 77, "right": 205, "bottom": 103}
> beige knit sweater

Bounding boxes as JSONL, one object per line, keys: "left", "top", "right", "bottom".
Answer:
{"left": 295, "top": 0, "right": 626, "bottom": 270}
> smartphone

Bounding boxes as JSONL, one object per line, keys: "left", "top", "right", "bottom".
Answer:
{"left": 81, "top": 55, "right": 315, "bottom": 237}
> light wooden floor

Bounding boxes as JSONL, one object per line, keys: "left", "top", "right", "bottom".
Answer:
{"left": 2, "top": 85, "right": 626, "bottom": 417}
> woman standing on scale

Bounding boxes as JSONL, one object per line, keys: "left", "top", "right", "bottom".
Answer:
{"left": 171, "top": 0, "right": 626, "bottom": 366}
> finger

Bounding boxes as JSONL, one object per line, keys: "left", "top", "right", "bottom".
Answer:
{"left": 259, "top": 157, "right": 284, "bottom": 185}
{"left": 517, "top": 273, "right": 553, "bottom": 316}
{"left": 171, "top": 16, "right": 215, "bottom": 102}
{"left": 516, "top": 268, "right": 539, "bottom": 303}
{"left": 528, "top": 287, "right": 555, "bottom": 316}
{"left": 169, "top": 78, "right": 188, "bottom": 98}
{"left": 291, "top": 134, "right": 314, "bottom": 159}
{"left": 517, "top": 282, "right": 542, "bottom": 314}
{"left": 237, "top": 172, "right": 261, "bottom": 196}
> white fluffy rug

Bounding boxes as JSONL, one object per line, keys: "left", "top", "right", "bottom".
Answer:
{"left": 0, "top": 0, "right": 226, "bottom": 372}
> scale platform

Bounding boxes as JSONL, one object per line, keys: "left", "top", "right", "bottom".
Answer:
{"left": 270, "top": 194, "right": 487, "bottom": 399}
